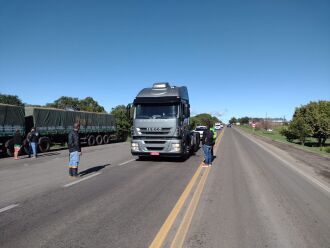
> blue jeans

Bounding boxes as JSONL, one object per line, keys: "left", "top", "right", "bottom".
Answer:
{"left": 69, "top": 151, "right": 80, "bottom": 168}
{"left": 30, "top": 142, "right": 37, "bottom": 157}
{"left": 203, "top": 145, "right": 212, "bottom": 165}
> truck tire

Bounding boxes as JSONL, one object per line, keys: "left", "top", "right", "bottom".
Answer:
{"left": 103, "top": 134, "right": 109, "bottom": 144}
{"left": 38, "top": 137, "right": 51, "bottom": 153}
{"left": 96, "top": 135, "right": 103, "bottom": 145}
{"left": 23, "top": 139, "right": 30, "bottom": 155}
{"left": 88, "top": 135, "right": 96, "bottom": 146}
{"left": 191, "top": 132, "right": 200, "bottom": 152}
{"left": 5, "top": 139, "right": 14, "bottom": 157}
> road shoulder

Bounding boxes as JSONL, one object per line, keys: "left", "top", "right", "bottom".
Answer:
{"left": 235, "top": 127, "right": 330, "bottom": 187}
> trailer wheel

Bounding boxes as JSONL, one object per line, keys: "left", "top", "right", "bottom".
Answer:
{"left": 96, "top": 135, "right": 103, "bottom": 145}
{"left": 103, "top": 134, "right": 109, "bottom": 144}
{"left": 39, "top": 137, "right": 51, "bottom": 153}
{"left": 23, "top": 139, "right": 30, "bottom": 155}
{"left": 88, "top": 135, "right": 96, "bottom": 146}
{"left": 5, "top": 139, "right": 14, "bottom": 157}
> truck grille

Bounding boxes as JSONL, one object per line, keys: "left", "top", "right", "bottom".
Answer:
{"left": 140, "top": 128, "right": 171, "bottom": 135}
{"left": 146, "top": 147, "right": 163, "bottom": 151}
{"left": 144, "top": 141, "right": 166, "bottom": 144}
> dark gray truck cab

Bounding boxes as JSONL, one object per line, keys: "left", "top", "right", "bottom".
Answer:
{"left": 131, "top": 83, "right": 199, "bottom": 158}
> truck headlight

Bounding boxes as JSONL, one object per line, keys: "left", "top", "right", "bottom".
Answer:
{"left": 171, "top": 143, "right": 181, "bottom": 152}
{"left": 131, "top": 142, "right": 139, "bottom": 151}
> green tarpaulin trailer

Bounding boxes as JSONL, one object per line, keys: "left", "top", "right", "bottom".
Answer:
{"left": 0, "top": 104, "right": 25, "bottom": 156}
{"left": 24, "top": 107, "right": 117, "bottom": 153}
{"left": 25, "top": 107, "right": 116, "bottom": 135}
{"left": 1, "top": 105, "right": 117, "bottom": 157}
{"left": 0, "top": 104, "right": 25, "bottom": 137}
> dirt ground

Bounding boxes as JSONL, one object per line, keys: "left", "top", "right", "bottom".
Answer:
{"left": 250, "top": 134, "right": 330, "bottom": 183}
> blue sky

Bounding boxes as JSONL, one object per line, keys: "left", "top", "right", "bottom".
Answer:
{"left": 0, "top": 0, "right": 329, "bottom": 122}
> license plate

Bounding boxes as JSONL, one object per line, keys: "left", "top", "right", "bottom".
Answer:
{"left": 150, "top": 152, "right": 160, "bottom": 156}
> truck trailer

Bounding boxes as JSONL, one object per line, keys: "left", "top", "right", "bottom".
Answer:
{"left": 1, "top": 105, "right": 117, "bottom": 157}
{"left": 130, "top": 82, "right": 200, "bottom": 159}
{"left": 0, "top": 104, "right": 25, "bottom": 156}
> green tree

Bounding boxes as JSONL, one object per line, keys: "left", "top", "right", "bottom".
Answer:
{"left": 229, "top": 117, "right": 237, "bottom": 124}
{"left": 288, "top": 106, "right": 313, "bottom": 145}
{"left": 190, "top": 113, "right": 219, "bottom": 129}
{"left": 287, "top": 101, "right": 330, "bottom": 146}
{"left": 46, "top": 96, "right": 80, "bottom": 110}
{"left": 0, "top": 94, "right": 24, "bottom": 106}
{"left": 79, "top": 97, "right": 105, "bottom": 113}
{"left": 303, "top": 101, "right": 330, "bottom": 146}
{"left": 238, "top": 116, "right": 249, "bottom": 125}
{"left": 111, "top": 105, "right": 132, "bottom": 141}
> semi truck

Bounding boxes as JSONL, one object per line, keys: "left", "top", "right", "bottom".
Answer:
{"left": 1, "top": 104, "right": 117, "bottom": 157}
{"left": 130, "top": 82, "right": 200, "bottom": 159}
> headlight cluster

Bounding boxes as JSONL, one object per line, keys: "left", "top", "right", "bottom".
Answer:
{"left": 131, "top": 142, "right": 139, "bottom": 151}
{"left": 171, "top": 143, "right": 181, "bottom": 152}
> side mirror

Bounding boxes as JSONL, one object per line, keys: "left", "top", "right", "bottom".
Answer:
{"left": 185, "top": 104, "right": 190, "bottom": 118}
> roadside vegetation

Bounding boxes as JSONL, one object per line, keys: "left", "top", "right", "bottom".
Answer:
{"left": 189, "top": 113, "right": 220, "bottom": 130}
{"left": 231, "top": 100, "right": 330, "bottom": 157}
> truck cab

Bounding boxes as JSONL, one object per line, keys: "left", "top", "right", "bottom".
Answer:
{"left": 131, "top": 83, "right": 199, "bottom": 158}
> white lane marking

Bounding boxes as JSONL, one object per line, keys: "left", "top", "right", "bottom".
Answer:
{"left": 238, "top": 129, "right": 330, "bottom": 195}
{"left": 118, "top": 159, "right": 135, "bottom": 166}
{"left": 63, "top": 172, "right": 101, "bottom": 188}
{"left": 0, "top": 204, "right": 19, "bottom": 214}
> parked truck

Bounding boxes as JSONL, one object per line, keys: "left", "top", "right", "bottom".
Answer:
{"left": 1, "top": 105, "right": 117, "bottom": 157}
{"left": 0, "top": 104, "right": 26, "bottom": 156}
{"left": 130, "top": 82, "right": 200, "bottom": 159}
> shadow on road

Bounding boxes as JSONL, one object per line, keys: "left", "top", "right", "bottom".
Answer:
{"left": 79, "top": 164, "right": 111, "bottom": 176}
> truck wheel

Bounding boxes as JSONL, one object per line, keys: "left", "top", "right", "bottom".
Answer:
{"left": 103, "top": 134, "right": 109, "bottom": 144}
{"left": 88, "top": 135, "right": 96, "bottom": 146}
{"left": 5, "top": 139, "right": 14, "bottom": 157}
{"left": 38, "top": 137, "right": 51, "bottom": 153}
{"left": 191, "top": 132, "right": 199, "bottom": 152}
{"left": 96, "top": 135, "right": 103, "bottom": 145}
{"left": 23, "top": 139, "right": 30, "bottom": 154}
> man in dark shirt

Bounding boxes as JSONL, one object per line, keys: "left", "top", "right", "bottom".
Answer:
{"left": 27, "top": 127, "right": 39, "bottom": 158}
{"left": 68, "top": 123, "right": 81, "bottom": 177}
{"left": 202, "top": 124, "right": 213, "bottom": 167}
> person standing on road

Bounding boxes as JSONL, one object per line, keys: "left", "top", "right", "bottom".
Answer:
{"left": 210, "top": 126, "right": 217, "bottom": 161}
{"left": 13, "top": 130, "right": 22, "bottom": 160}
{"left": 202, "top": 124, "right": 214, "bottom": 167}
{"left": 68, "top": 123, "right": 81, "bottom": 177}
{"left": 28, "top": 127, "right": 39, "bottom": 158}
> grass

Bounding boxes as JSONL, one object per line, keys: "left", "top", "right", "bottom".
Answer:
{"left": 238, "top": 125, "right": 330, "bottom": 157}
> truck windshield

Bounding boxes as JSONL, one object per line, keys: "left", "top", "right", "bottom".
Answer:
{"left": 135, "top": 104, "right": 179, "bottom": 119}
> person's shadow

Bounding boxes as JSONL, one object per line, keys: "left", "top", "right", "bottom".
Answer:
{"left": 79, "top": 164, "right": 110, "bottom": 176}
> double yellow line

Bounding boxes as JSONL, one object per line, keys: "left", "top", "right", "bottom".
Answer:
{"left": 149, "top": 129, "right": 225, "bottom": 248}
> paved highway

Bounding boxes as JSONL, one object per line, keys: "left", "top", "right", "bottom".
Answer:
{"left": 0, "top": 128, "right": 329, "bottom": 248}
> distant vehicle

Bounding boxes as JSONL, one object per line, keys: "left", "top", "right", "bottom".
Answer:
{"left": 194, "top": 125, "right": 207, "bottom": 139}
{"left": 129, "top": 82, "right": 200, "bottom": 158}
{"left": 214, "top": 123, "right": 221, "bottom": 130}
{"left": 227, "top": 124, "right": 232, "bottom": 128}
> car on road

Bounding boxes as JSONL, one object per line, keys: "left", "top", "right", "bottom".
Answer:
{"left": 214, "top": 123, "right": 222, "bottom": 130}
{"left": 227, "top": 124, "right": 232, "bottom": 128}
{"left": 194, "top": 125, "right": 207, "bottom": 139}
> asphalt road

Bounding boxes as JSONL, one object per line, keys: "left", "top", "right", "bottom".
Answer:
{"left": 0, "top": 128, "right": 329, "bottom": 248}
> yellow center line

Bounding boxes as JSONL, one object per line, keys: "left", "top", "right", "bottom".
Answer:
{"left": 149, "top": 128, "right": 225, "bottom": 248}
{"left": 170, "top": 166, "right": 210, "bottom": 248}
{"left": 149, "top": 165, "right": 203, "bottom": 248}
{"left": 170, "top": 129, "right": 225, "bottom": 246}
